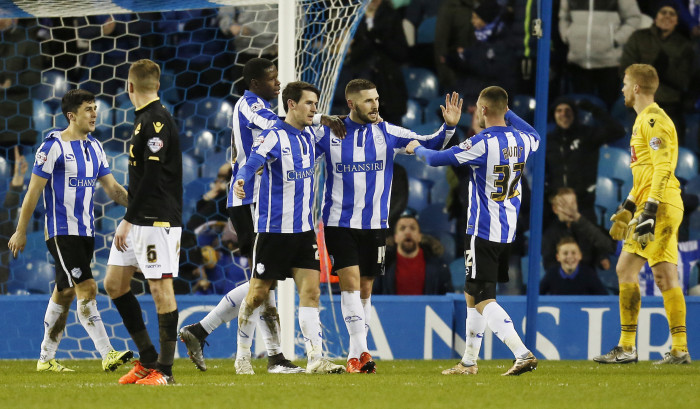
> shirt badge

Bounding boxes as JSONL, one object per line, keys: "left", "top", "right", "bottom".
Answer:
{"left": 147, "top": 137, "right": 164, "bottom": 153}
{"left": 649, "top": 137, "right": 662, "bottom": 151}
{"left": 153, "top": 122, "right": 164, "bottom": 133}
{"left": 459, "top": 139, "right": 472, "bottom": 151}
{"left": 250, "top": 102, "right": 263, "bottom": 112}
{"left": 35, "top": 151, "right": 47, "bottom": 166}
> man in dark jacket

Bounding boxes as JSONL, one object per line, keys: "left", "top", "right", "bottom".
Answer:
{"left": 620, "top": 1, "right": 695, "bottom": 145}
{"left": 373, "top": 215, "right": 453, "bottom": 295}
{"left": 545, "top": 96, "right": 625, "bottom": 226}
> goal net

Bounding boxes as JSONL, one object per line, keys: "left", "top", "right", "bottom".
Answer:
{"left": 1, "top": 0, "right": 368, "bottom": 360}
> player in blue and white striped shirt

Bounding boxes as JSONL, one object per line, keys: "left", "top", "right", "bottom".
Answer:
{"left": 314, "top": 78, "right": 462, "bottom": 372}
{"left": 8, "top": 89, "right": 132, "bottom": 373}
{"left": 179, "top": 59, "right": 345, "bottom": 374}
{"left": 231, "top": 81, "right": 344, "bottom": 374}
{"left": 408, "top": 86, "right": 541, "bottom": 376}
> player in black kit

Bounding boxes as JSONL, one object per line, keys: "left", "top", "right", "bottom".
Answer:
{"left": 104, "top": 59, "right": 183, "bottom": 385}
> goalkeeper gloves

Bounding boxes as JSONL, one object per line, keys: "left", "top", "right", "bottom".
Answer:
{"left": 609, "top": 198, "right": 636, "bottom": 240}
{"left": 631, "top": 200, "right": 658, "bottom": 248}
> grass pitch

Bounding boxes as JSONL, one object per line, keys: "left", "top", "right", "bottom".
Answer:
{"left": 0, "top": 359, "right": 698, "bottom": 409}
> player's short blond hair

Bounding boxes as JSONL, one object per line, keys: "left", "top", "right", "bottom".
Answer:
{"left": 129, "top": 59, "right": 161, "bottom": 93}
{"left": 625, "top": 64, "right": 659, "bottom": 95}
{"left": 479, "top": 86, "right": 508, "bottom": 115}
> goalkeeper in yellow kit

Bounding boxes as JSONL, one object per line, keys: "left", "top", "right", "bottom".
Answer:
{"left": 593, "top": 64, "right": 690, "bottom": 365}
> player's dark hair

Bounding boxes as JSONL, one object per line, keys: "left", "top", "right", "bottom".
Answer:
{"left": 479, "top": 86, "right": 508, "bottom": 115}
{"left": 281, "top": 81, "right": 320, "bottom": 113}
{"left": 61, "top": 89, "right": 95, "bottom": 121}
{"left": 243, "top": 58, "right": 276, "bottom": 86}
{"left": 345, "top": 79, "right": 376, "bottom": 97}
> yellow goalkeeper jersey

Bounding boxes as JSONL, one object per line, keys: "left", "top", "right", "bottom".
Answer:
{"left": 628, "top": 103, "right": 683, "bottom": 209}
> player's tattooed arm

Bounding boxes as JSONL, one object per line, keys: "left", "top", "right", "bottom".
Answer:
{"left": 111, "top": 185, "right": 128, "bottom": 207}
{"left": 99, "top": 173, "right": 129, "bottom": 207}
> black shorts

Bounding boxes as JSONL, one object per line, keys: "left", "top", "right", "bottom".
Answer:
{"left": 324, "top": 226, "right": 386, "bottom": 277}
{"left": 463, "top": 234, "right": 510, "bottom": 284}
{"left": 252, "top": 230, "right": 320, "bottom": 280}
{"left": 227, "top": 204, "right": 255, "bottom": 260}
{"left": 46, "top": 235, "right": 95, "bottom": 291}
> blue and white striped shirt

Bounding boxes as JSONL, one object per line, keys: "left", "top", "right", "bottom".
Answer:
{"left": 227, "top": 90, "right": 279, "bottom": 207}
{"left": 317, "top": 118, "right": 454, "bottom": 229}
{"left": 32, "top": 130, "right": 111, "bottom": 238}
{"left": 235, "top": 120, "right": 317, "bottom": 233}
{"left": 414, "top": 111, "right": 540, "bottom": 243}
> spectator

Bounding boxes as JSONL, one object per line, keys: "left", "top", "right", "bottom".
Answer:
{"left": 542, "top": 188, "right": 617, "bottom": 272}
{"left": 0, "top": 146, "right": 27, "bottom": 294}
{"left": 373, "top": 214, "right": 453, "bottom": 295}
{"left": 178, "top": 163, "right": 232, "bottom": 294}
{"left": 559, "top": 0, "right": 642, "bottom": 107}
{"left": 434, "top": 0, "right": 474, "bottom": 90}
{"left": 545, "top": 96, "right": 625, "bottom": 225}
{"left": 621, "top": 1, "right": 695, "bottom": 146}
{"left": 540, "top": 237, "right": 609, "bottom": 295}
{"left": 0, "top": 18, "right": 42, "bottom": 155}
{"left": 337, "top": 0, "right": 408, "bottom": 124}
{"left": 448, "top": 0, "right": 520, "bottom": 103}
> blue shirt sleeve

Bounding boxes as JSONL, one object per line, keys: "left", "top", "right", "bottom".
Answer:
{"left": 505, "top": 110, "right": 539, "bottom": 140}
{"left": 234, "top": 152, "right": 266, "bottom": 185}
{"left": 414, "top": 145, "right": 461, "bottom": 167}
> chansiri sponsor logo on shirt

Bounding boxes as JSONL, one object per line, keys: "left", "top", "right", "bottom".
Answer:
{"left": 334, "top": 160, "right": 383, "bottom": 173}
{"left": 286, "top": 166, "right": 315, "bottom": 180}
{"left": 68, "top": 177, "right": 97, "bottom": 188}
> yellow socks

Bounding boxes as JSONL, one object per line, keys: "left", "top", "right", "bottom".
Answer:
{"left": 618, "top": 282, "right": 641, "bottom": 348}
{"left": 662, "top": 287, "right": 688, "bottom": 354}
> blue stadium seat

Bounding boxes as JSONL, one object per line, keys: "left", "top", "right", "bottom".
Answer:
{"left": 395, "top": 153, "right": 428, "bottom": 180}
{"left": 424, "top": 96, "right": 449, "bottom": 127}
{"left": 594, "top": 176, "right": 618, "bottom": 229}
{"left": 688, "top": 210, "right": 700, "bottom": 240}
{"left": 564, "top": 93, "right": 607, "bottom": 126}
{"left": 196, "top": 98, "right": 233, "bottom": 131}
{"left": 520, "top": 255, "right": 545, "bottom": 284}
{"left": 407, "top": 176, "right": 430, "bottom": 213}
{"left": 449, "top": 258, "right": 465, "bottom": 292}
{"left": 37, "top": 71, "right": 69, "bottom": 110}
{"left": 95, "top": 98, "right": 114, "bottom": 139}
{"left": 686, "top": 114, "right": 700, "bottom": 154}
{"left": 201, "top": 151, "right": 228, "bottom": 179}
{"left": 193, "top": 130, "right": 216, "bottom": 160}
{"left": 182, "top": 153, "right": 199, "bottom": 185}
{"left": 107, "top": 151, "right": 129, "bottom": 186}
{"left": 183, "top": 177, "right": 212, "bottom": 221}
{"left": 510, "top": 94, "right": 536, "bottom": 123}
{"left": 598, "top": 145, "right": 632, "bottom": 201}
{"left": 33, "top": 99, "right": 53, "bottom": 135}
{"left": 411, "top": 123, "right": 442, "bottom": 137}
{"left": 402, "top": 99, "right": 423, "bottom": 128}
{"left": 402, "top": 67, "right": 439, "bottom": 103}
{"left": 8, "top": 232, "right": 54, "bottom": 294}
{"left": 435, "top": 232, "right": 456, "bottom": 263}
{"left": 416, "top": 16, "right": 437, "bottom": 44}
{"left": 676, "top": 146, "right": 698, "bottom": 186}
{"left": 418, "top": 203, "right": 452, "bottom": 236}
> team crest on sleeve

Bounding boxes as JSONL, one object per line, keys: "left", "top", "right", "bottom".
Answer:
{"left": 250, "top": 102, "right": 263, "bottom": 112}
{"left": 649, "top": 137, "right": 662, "bottom": 151}
{"left": 147, "top": 137, "right": 164, "bottom": 153}
{"left": 253, "top": 135, "right": 265, "bottom": 147}
{"left": 459, "top": 139, "right": 473, "bottom": 151}
{"left": 35, "top": 151, "right": 47, "bottom": 166}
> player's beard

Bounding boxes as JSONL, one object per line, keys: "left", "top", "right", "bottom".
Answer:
{"left": 356, "top": 107, "right": 378, "bottom": 124}
{"left": 624, "top": 92, "right": 635, "bottom": 108}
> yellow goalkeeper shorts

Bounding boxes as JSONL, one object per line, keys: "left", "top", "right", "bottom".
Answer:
{"left": 622, "top": 202, "right": 682, "bottom": 266}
